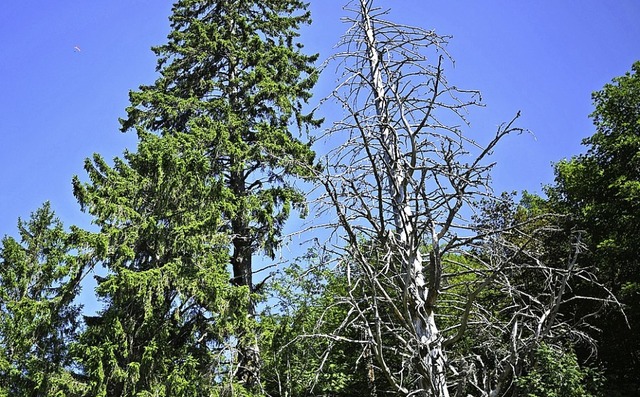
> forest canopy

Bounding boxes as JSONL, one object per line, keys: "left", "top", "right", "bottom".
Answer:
{"left": 0, "top": 1, "right": 638, "bottom": 396}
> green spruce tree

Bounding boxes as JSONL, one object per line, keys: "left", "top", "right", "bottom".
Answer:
{"left": 0, "top": 203, "right": 90, "bottom": 396}
{"left": 72, "top": 0, "right": 319, "bottom": 394}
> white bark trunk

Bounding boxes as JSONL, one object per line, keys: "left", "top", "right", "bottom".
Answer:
{"left": 359, "top": 1, "right": 449, "bottom": 395}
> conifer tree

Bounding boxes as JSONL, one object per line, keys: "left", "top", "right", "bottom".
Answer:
{"left": 0, "top": 203, "right": 89, "bottom": 396}
{"left": 72, "top": 0, "right": 318, "bottom": 394}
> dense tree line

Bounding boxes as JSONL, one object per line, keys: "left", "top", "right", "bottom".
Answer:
{"left": 0, "top": 0, "right": 638, "bottom": 396}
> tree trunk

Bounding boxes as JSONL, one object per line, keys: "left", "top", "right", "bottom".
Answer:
{"left": 359, "top": 1, "right": 449, "bottom": 395}
{"left": 230, "top": 166, "right": 261, "bottom": 390}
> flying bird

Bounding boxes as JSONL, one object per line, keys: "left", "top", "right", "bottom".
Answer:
{"left": 73, "top": 46, "right": 81, "bottom": 52}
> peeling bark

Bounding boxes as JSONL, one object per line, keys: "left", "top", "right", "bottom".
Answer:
{"left": 315, "top": 1, "right": 615, "bottom": 395}
{"left": 359, "top": 1, "right": 449, "bottom": 394}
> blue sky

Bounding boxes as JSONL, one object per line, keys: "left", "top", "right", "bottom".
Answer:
{"left": 1, "top": 0, "right": 639, "bottom": 239}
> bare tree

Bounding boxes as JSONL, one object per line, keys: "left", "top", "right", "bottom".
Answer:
{"left": 309, "top": 1, "right": 617, "bottom": 395}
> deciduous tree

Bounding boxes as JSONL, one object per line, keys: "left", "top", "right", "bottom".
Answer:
{"left": 548, "top": 61, "right": 640, "bottom": 396}
{"left": 311, "top": 1, "right": 614, "bottom": 395}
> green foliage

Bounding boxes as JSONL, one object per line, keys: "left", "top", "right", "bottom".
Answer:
{"left": 548, "top": 61, "right": 640, "bottom": 395}
{"left": 121, "top": 0, "right": 319, "bottom": 262}
{"left": 550, "top": 62, "right": 640, "bottom": 290}
{"left": 12, "top": 4, "right": 636, "bottom": 397}
{"left": 72, "top": 120, "right": 243, "bottom": 395}
{"left": 516, "top": 344, "right": 603, "bottom": 397}
{"left": 260, "top": 251, "right": 374, "bottom": 396}
{"left": 70, "top": 0, "right": 320, "bottom": 394}
{"left": 0, "top": 203, "right": 91, "bottom": 396}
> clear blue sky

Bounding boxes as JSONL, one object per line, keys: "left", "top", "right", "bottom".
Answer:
{"left": 1, "top": 0, "right": 639, "bottom": 237}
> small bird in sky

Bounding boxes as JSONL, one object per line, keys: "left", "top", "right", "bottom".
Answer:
{"left": 73, "top": 45, "right": 81, "bottom": 52}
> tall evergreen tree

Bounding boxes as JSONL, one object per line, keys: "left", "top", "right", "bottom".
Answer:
{"left": 72, "top": 0, "right": 318, "bottom": 394}
{"left": 73, "top": 147, "right": 239, "bottom": 396}
{"left": 0, "top": 203, "right": 90, "bottom": 396}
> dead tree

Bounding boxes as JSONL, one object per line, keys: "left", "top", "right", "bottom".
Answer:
{"left": 311, "top": 1, "right": 617, "bottom": 395}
